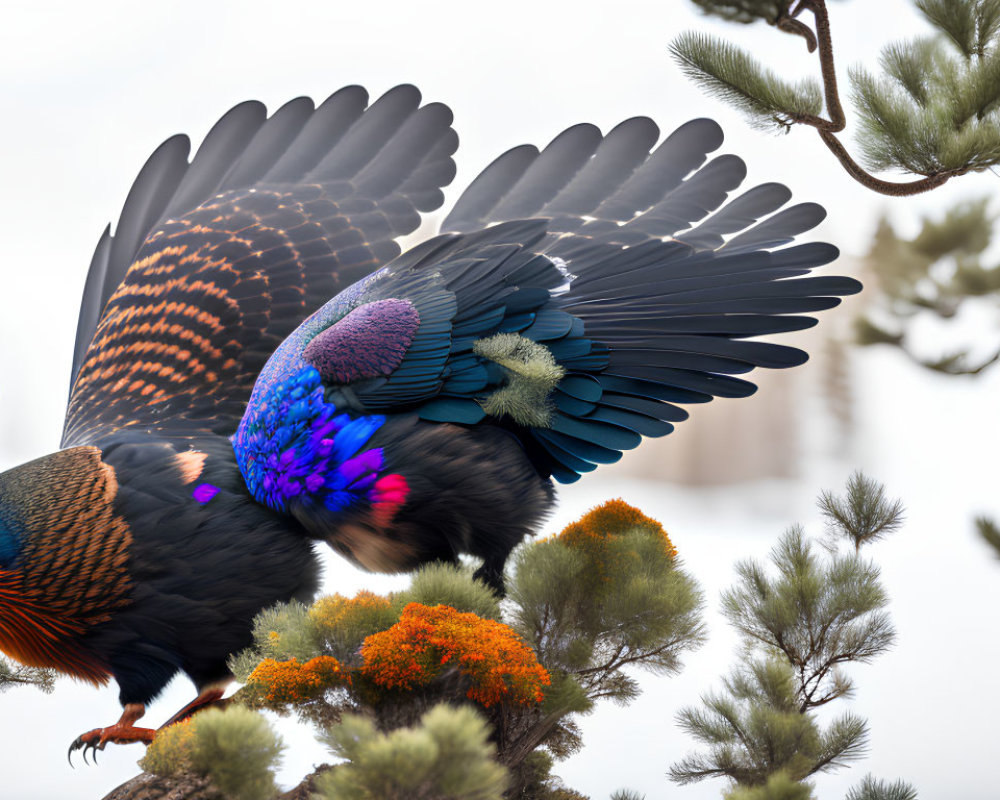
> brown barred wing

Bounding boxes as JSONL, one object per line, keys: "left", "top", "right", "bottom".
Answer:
{"left": 0, "top": 447, "right": 132, "bottom": 684}
{"left": 63, "top": 86, "right": 457, "bottom": 446}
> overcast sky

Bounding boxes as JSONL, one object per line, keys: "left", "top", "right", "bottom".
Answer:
{"left": 1, "top": 1, "right": 999, "bottom": 798}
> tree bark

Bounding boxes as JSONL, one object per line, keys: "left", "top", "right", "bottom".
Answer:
{"left": 100, "top": 771, "right": 219, "bottom": 800}
{"left": 101, "top": 765, "right": 333, "bottom": 800}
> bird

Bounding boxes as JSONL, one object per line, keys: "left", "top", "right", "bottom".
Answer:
{"left": 0, "top": 85, "right": 860, "bottom": 763}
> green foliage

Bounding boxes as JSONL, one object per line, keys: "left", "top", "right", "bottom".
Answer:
{"left": 142, "top": 707, "right": 284, "bottom": 800}
{"left": 845, "top": 774, "right": 919, "bottom": 800}
{"left": 916, "top": 0, "right": 1000, "bottom": 58}
{"left": 723, "top": 771, "right": 814, "bottom": 800}
{"left": 315, "top": 704, "right": 508, "bottom": 800}
{"left": 670, "top": 32, "right": 823, "bottom": 130}
{"left": 818, "top": 471, "right": 905, "bottom": 551}
{"left": 722, "top": 524, "right": 895, "bottom": 709}
{"left": 311, "top": 592, "right": 399, "bottom": 664}
{"left": 671, "top": 658, "right": 867, "bottom": 786}
{"left": 975, "top": 515, "right": 1000, "bottom": 558}
{"left": 140, "top": 719, "right": 198, "bottom": 778}
{"left": 0, "top": 656, "right": 54, "bottom": 694}
{"left": 857, "top": 200, "right": 1000, "bottom": 375}
{"left": 508, "top": 502, "right": 705, "bottom": 706}
{"left": 609, "top": 790, "right": 645, "bottom": 800}
{"left": 229, "top": 600, "right": 320, "bottom": 681}
{"left": 676, "top": 0, "right": 1000, "bottom": 192}
{"left": 474, "top": 333, "right": 565, "bottom": 427}
{"left": 850, "top": 30, "right": 1000, "bottom": 175}
{"left": 223, "top": 501, "right": 703, "bottom": 799}
{"left": 515, "top": 751, "right": 592, "bottom": 800}
{"left": 844, "top": 3, "right": 1000, "bottom": 176}
{"left": 672, "top": 477, "right": 904, "bottom": 794}
{"left": 393, "top": 562, "right": 502, "bottom": 620}
{"left": 686, "top": 0, "right": 792, "bottom": 25}
{"left": 188, "top": 706, "right": 284, "bottom": 800}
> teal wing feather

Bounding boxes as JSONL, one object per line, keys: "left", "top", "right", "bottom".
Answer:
{"left": 237, "top": 116, "right": 861, "bottom": 486}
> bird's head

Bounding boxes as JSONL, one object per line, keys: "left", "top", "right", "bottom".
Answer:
{"left": 0, "top": 447, "right": 131, "bottom": 683}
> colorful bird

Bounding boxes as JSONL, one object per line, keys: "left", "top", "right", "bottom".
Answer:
{"left": 0, "top": 85, "right": 860, "bottom": 762}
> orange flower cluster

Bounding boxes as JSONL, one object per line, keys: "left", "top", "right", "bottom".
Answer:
{"left": 360, "top": 603, "right": 550, "bottom": 707}
{"left": 558, "top": 499, "right": 678, "bottom": 570}
{"left": 246, "top": 655, "right": 347, "bottom": 705}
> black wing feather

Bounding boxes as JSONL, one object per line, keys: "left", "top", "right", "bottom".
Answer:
{"left": 64, "top": 86, "right": 457, "bottom": 446}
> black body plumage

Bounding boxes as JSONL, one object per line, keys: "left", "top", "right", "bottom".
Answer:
{"left": 84, "top": 434, "right": 319, "bottom": 706}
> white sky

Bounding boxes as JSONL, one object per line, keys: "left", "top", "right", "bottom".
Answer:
{"left": 1, "top": 1, "right": 998, "bottom": 798}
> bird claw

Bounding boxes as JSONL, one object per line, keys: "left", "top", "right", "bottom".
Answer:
{"left": 67, "top": 714, "right": 156, "bottom": 767}
{"left": 67, "top": 734, "right": 103, "bottom": 768}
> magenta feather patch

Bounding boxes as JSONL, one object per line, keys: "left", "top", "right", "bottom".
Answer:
{"left": 303, "top": 299, "right": 420, "bottom": 384}
{"left": 370, "top": 473, "right": 410, "bottom": 525}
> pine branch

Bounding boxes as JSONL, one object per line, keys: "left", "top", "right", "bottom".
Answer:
{"left": 846, "top": 773, "right": 920, "bottom": 800}
{"left": 916, "top": 0, "right": 979, "bottom": 57}
{"left": 675, "top": 0, "right": 1000, "bottom": 195}
{"left": 818, "top": 472, "right": 905, "bottom": 552}
{"left": 669, "top": 32, "right": 824, "bottom": 130}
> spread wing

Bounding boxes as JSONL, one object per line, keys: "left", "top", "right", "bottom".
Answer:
{"left": 62, "top": 85, "right": 457, "bottom": 447}
{"left": 238, "top": 117, "right": 861, "bottom": 488}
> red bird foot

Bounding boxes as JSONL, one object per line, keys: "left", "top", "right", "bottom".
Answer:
{"left": 68, "top": 703, "right": 155, "bottom": 766}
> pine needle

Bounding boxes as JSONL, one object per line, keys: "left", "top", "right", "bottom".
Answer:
{"left": 670, "top": 32, "right": 823, "bottom": 131}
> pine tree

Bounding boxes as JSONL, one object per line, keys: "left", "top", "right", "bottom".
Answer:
{"left": 846, "top": 775, "right": 920, "bottom": 800}
{"left": 139, "top": 705, "right": 285, "bottom": 800}
{"left": 313, "top": 704, "right": 509, "bottom": 800}
{"left": 220, "top": 500, "right": 706, "bottom": 799}
{"left": 670, "top": 475, "right": 916, "bottom": 798}
{"left": 673, "top": 1, "right": 1000, "bottom": 195}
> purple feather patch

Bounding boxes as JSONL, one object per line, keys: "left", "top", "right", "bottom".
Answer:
{"left": 193, "top": 483, "right": 221, "bottom": 504}
{"left": 303, "top": 298, "right": 420, "bottom": 384}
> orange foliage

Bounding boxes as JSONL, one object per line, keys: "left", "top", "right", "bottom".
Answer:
{"left": 246, "top": 655, "right": 348, "bottom": 705}
{"left": 557, "top": 499, "right": 677, "bottom": 574}
{"left": 310, "top": 590, "right": 393, "bottom": 630}
{"left": 360, "top": 603, "right": 550, "bottom": 707}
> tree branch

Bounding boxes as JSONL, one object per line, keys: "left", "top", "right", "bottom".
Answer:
{"left": 798, "top": 0, "right": 846, "bottom": 129}
{"left": 712, "top": 0, "right": 966, "bottom": 195}
{"left": 817, "top": 130, "right": 957, "bottom": 195}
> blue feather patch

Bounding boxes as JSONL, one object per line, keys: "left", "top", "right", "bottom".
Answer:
{"left": 233, "top": 361, "right": 405, "bottom": 517}
{"left": 0, "top": 519, "right": 21, "bottom": 567}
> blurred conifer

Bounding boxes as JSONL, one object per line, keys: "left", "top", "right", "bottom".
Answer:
{"left": 854, "top": 198, "right": 1000, "bottom": 560}
{"left": 856, "top": 200, "right": 1000, "bottom": 376}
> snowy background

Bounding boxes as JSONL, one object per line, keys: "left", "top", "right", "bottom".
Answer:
{"left": 1, "top": 1, "right": 999, "bottom": 798}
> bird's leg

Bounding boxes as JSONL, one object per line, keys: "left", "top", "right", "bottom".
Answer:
{"left": 473, "top": 556, "right": 507, "bottom": 596}
{"left": 159, "top": 681, "right": 231, "bottom": 729}
{"left": 68, "top": 703, "right": 155, "bottom": 766}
